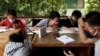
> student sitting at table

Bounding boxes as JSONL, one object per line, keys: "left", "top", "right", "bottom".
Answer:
{"left": 3, "top": 33, "right": 29, "bottom": 56}
{"left": 78, "top": 11, "right": 100, "bottom": 56}
{"left": 61, "top": 10, "right": 93, "bottom": 38}
{"left": 58, "top": 10, "right": 82, "bottom": 33}
{"left": 35, "top": 10, "right": 60, "bottom": 28}
{"left": 33, "top": 11, "right": 64, "bottom": 56}
{"left": 60, "top": 10, "right": 82, "bottom": 28}
{"left": 0, "top": 8, "right": 25, "bottom": 31}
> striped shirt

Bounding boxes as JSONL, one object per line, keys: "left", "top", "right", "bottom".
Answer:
{"left": 4, "top": 41, "right": 29, "bottom": 56}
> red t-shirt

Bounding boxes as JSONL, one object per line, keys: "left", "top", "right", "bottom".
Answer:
{"left": 0, "top": 19, "right": 13, "bottom": 28}
{"left": 0, "top": 19, "right": 25, "bottom": 31}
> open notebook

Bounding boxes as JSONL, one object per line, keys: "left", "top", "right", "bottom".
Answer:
{"left": 59, "top": 28, "right": 78, "bottom": 34}
{"left": 0, "top": 29, "right": 8, "bottom": 32}
{"left": 0, "top": 26, "right": 14, "bottom": 33}
{"left": 56, "top": 35, "right": 75, "bottom": 44}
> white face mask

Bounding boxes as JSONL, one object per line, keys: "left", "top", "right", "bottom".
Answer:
{"left": 93, "top": 30, "right": 99, "bottom": 36}
{"left": 8, "top": 19, "right": 13, "bottom": 23}
{"left": 89, "top": 27, "right": 99, "bottom": 36}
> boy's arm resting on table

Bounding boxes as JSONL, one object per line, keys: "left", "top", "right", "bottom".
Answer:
{"left": 34, "top": 19, "right": 46, "bottom": 27}
{"left": 78, "top": 18, "right": 94, "bottom": 44}
{"left": 0, "top": 20, "right": 5, "bottom": 26}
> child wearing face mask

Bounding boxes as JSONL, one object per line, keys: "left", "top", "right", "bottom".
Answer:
{"left": 0, "top": 8, "right": 25, "bottom": 31}
{"left": 35, "top": 11, "right": 60, "bottom": 28}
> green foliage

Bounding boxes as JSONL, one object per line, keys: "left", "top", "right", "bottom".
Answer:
{"left": 85, "top": 0, "right": 100, "bottom": 13}
{"left": 0, "top": 0, "right": 66, "bottom": 16}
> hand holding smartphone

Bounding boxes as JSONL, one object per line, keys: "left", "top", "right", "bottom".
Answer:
{"left": 63, "top": 49, "right": 75, "bottom": 56}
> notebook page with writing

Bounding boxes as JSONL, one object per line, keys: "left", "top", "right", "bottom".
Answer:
{"left": 56, "top": 35, "right": 75, "bottom": 44}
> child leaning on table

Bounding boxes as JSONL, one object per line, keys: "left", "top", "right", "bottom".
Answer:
{"left": 78, "top": 11, "right": 100, "bottom": 56}
{"left": 64, "top": 11, "right": 100, "bottom": 56}
{"left": 3, "top": 33, "right": 29, "bottom": 56}
{"left": 35, "top": 10, "right": 60, "bottom": 28}
{"left": 0, "top": 8, "right": 25, "bottom": 30}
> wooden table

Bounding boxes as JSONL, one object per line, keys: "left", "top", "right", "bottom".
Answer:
{"left": 32, "top": 32, "right": 94, "bottom": 56}
{"left": 0, "top": 29, "right": 20, "bottom": 56}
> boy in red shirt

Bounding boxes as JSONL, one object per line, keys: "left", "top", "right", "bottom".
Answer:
{"left": 0, "top": 8, "right": 25, "bottom": 31}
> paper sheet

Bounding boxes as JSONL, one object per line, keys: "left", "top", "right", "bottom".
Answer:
{"left": 56, "top": 35, "right": 75, "bottom": 44}
{"left": 0, "top": 29, "right": 8, "bottom": 32}
{"left": 59, "top": 28, "right": 79, "bottom": 34}
{"left": 59, "top": 30, "right": 74, "bottom": 34}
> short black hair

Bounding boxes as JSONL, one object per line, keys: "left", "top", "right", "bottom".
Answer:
{"left": 83, "top": 11, "right": 100, "bottom": 26}
{"left": 49, "top": 11, "right": 60, "bottom": 19}
{"left": 72, "top": 10, "right": 82, "bottom": 20}
{"left": 6, "top": 8, "right": 17, "bottom": 17}
{"left": 9, "top": 33, "right": 24, "bottom": 42}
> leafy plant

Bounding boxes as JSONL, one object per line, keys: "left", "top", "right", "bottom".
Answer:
{"left": 85, "top": 0, "right": 100, "bottom": 13}
{"left": 0, "top": 0, "right": 66, "bottom": 16}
